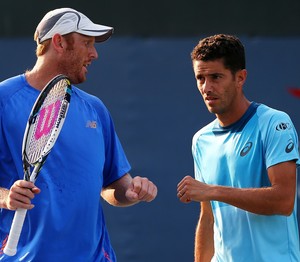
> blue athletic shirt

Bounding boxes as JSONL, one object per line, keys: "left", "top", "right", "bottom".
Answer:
{"left": 192, "top": 102, "right": 300, "bottom": 262}
{"left": 0, "top": 74, "right": 131, "bottom": 261}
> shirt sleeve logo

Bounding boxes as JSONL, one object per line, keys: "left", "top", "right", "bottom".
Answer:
{"left": 276, "top": 122, "right": 291, "bottom": 131}
{"left": 240, "top": 142, "right": 253, "bottom": 157}
{"left": 285, "top": 139, "right": 295, "bottom": 153}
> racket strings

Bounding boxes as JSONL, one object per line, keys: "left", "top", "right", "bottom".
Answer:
{"left": 25, "top": 79, "right": 69, "bottom": 164}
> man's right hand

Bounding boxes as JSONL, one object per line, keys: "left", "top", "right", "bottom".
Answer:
{"left": 2, "top": 180, "right": 41, "bottom": 210}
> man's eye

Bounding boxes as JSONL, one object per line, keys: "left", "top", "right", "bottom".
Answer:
{"left": 212, "top": 74, "right": 221, "bottom": 80}
{"left": 197, "top": 76, "right": 204, "bottom": 82}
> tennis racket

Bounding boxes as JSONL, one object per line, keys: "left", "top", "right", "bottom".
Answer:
{"left": 3, "top": 74, "right": 72, "bottom": 256}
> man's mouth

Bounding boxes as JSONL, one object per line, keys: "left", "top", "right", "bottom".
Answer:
{"left": 205, "top": 96, "right": 217, "bottom": 101}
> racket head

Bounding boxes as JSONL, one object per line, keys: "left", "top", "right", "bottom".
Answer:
{"left": 22, "top": 74, "right": 72, "bottom": 181}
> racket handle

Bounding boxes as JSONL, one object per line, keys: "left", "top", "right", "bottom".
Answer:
{"left": 3, "top": 208, "right": 27, "bottom": 256}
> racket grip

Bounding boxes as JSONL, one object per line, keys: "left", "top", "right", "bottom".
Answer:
{"left": 3, "top": 208, "right": 27, "bottom": 256}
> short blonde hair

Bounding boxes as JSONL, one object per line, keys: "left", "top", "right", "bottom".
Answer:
{"left": 34, "top": 32, "right": 75, "bottom": 56}
{"left": 34, "top": 31, "right": 51, "bottom": 56}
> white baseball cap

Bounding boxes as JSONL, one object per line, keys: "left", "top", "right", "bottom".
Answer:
{"left": 35, "top": 8, "right": 114, "bottom": 44}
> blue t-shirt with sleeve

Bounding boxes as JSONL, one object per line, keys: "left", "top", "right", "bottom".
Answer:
{"left": 0, "top": 74, "right": 131, "bottom": 261}
{"left": 192, "top": 102, "right": 300, "bottom": 262}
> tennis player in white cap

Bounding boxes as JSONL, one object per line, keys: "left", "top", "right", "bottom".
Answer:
{"left": 0, "top": 7, "right": 157, "bottom": 261}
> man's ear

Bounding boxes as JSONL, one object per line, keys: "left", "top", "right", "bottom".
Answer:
{"left": 237, "top": 69, "right": 247, "bottom": 87}
{"left": 52, "top": 34, "right": 64, "bottom": 51}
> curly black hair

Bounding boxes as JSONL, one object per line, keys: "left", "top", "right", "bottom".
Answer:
{"left": 191, "top": 34, "right": 246, "bottom": 73}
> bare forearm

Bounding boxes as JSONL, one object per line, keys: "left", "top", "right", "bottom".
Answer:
{"left": 195, "top": 223, "right": 214, "bottom": 262}
{"left": 209, "top": 185, "right": 294, "bottom": 216}
{"left": 179, "top": 162, "right": 297, "bottom": 216}
{"left": 102, "top": 174, "right": 133, "bottom": 206}
{"left": 102, "top": 173, "right": 157, "bottom": 207}
{"left": 195, "top": 202, "right": 214, "bottom": 262}
{"left": 0, "top": 187, "right": 9, "bottom": 209}
{"left": 101, "top": 187, "right": 138, "bottom": 207}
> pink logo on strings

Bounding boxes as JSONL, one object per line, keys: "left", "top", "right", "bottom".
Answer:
{"left": 35, "top": 100, "right": 61, "bottom": 140}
